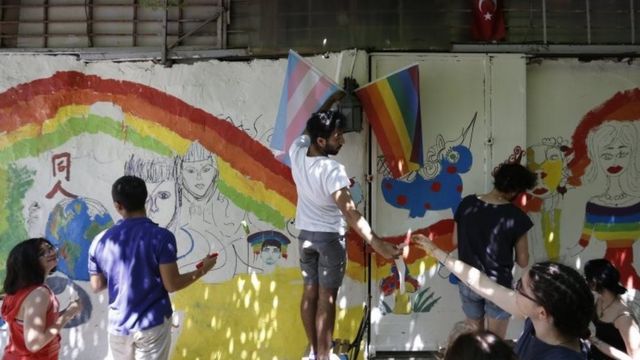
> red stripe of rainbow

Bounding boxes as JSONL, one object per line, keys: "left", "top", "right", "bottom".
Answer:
{"left": 0, "top": 71, "right": 296, "bottom": 227}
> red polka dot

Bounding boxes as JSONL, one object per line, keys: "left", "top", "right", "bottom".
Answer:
{"left": 447, "top": 166, "right": 457, "bottom": 173}
{"left": 457, "top": 185, "right": 463, "bottom": 192}
{"left": 397, "top": 195, "right": 407, "bottom": 205}
{"left": 384, "top": 182, "right": 393, "bottom": 190}
{"left": 424, "top": 203, "right": 431, "bottom": 209}
{"left": 431, "top": 182, "right": 441, "bottom": 192}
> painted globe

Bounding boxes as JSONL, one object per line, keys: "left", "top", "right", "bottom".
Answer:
{"left": 45, "top": 197, "right": 113, "bottom": 280}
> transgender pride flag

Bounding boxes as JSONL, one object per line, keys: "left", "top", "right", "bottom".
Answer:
{"left": 270, "top": 50, "right": 342, "bottom": 165}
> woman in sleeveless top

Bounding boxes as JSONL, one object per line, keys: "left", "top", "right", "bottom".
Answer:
{"left": 1, "top": 238, "right": 82, "bottom": 359}
{"left": 585, "top": 259, "right": 640, "bottom": 360}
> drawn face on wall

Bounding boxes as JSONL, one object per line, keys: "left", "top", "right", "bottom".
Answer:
{"left": 182, "top": 159, "right": 216, "bottom": 199}
{"left": 597, "top": 136, "right": 631, "bottom": 178}
{"left": 527, "top": 145, "right": 564, "bottom": 198}
{"left": 260, "top": 245, "right": 281, "bottom": 266}
{"left": 146, "top": 180, "right": 176, "bottom": 227}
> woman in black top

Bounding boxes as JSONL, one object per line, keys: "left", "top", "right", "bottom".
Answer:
{"left": 454, "top": 163, "right": 536, "bottom": 338}
{"left": 585, "top": 259, "right": 640, "bottom": 360}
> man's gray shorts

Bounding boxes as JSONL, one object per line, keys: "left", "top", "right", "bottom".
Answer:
{"left": 298, "top": 230, "right": 346, "bottom": 289}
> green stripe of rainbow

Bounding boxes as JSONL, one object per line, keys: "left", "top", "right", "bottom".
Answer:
{"left": 0, "top": 72, "right": 296, "bottom": 228}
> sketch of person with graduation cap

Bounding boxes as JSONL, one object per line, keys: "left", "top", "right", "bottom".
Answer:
{"left": 247, "top": 230, "right": 290, "bottom": 273}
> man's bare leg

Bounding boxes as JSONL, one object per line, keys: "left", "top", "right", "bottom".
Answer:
{"left": 465, "top": 317, "right": 483, "bottom": 332}
{"left": 315, "top": 286, "right": 338, "bottom": 360}
{"left": 487, "top": 317, "right": 509, "bottom": 339}
{"left": 301, "top": 283, "right": 319, "bottom": 356}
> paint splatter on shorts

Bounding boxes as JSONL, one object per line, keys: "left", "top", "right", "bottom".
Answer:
{"left": 298, "top": 230, "right": 346, "bottom": 289}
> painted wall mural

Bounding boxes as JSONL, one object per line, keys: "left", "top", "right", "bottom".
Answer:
{"left": 2, "top": 54, "right": 640, "bottom": 356}
{"left": 0, "top": 70, "right": 296, "bottom": 273}
{"left": 380, "top": 113, "right": 476, "bottom": 218}
{"left": 568, "top": 89, "right": 640, "bottom": 290}
{"left": 523, "top": 137, "right": 574, "bottom": 261}
{"left": 370, "top": 113, "right": 478, "bottom": 320}
{"left": 247, "top": 230, "right": 290, "bottom": 273}
{"left": 375, "top": 219, "right": 457, "bottom": 316}
{"left": 0, "top": 61, "right": 369, "bottom": 359}
{"left": 370, "top": 56, "right": 640, "bottom": 349}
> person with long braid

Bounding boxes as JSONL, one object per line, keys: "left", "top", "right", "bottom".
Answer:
{"left": 413, "top": 234, "right": 595, "bottom": 360}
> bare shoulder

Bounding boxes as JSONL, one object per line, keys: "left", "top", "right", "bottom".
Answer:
{"left": 613, "top": 310, "right": 638, "bottom": 329}
{"left": 25, "top": 286, "right": 50, "bottom": 299}
{"left": 22, "top": 286, "right": 51, "bottom": 313}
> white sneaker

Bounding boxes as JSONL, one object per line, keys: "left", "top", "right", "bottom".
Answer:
{"left": 301, "top": 353, "right": 316, "bottom": 360}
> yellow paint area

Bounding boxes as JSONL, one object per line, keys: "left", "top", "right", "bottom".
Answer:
{"left": 0, "top": 123, "right": 41, "bottom": 150}
{"left": 28, "top": 105, "right": 191, "bottom": 155}
{"left": 417, "top": 257, "right": 438, "bottom": 274}
{"left": 592, "top": 231, "right": 640, "bottom": 241}
{"left": 217, "top": 159, "right": 296, "bottom": 219}
{"left": 542, "top": 209, "right": 562, "bottom": 261}
{"left": 0, "top": 105, "right": 90, "bottom": 150}
{"left": 0, "top": 105, "right": 119, "bottom": 151}
{"left": 345, "top": 261, "right": 368, "bottom": 283}
{"left": 377, "top": 82, "right": 413, "bottom": 165}
{"left": 171, "top": 266, "right": 366, "bottom": 360}
{"left": 41, "top": 105, "right": 90, "bottom": 134}
{"left": 124, "top": 114, "right": 191, "bottom": 154}
{"left": 540, "top": 159, "right": 563, "bottom": 190}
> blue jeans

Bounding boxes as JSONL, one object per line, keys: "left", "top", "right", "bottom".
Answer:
{"left": 458, "top": 283, "right": 511, "bottom": 320}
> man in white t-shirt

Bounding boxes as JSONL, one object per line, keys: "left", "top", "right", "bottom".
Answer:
{"left": 289, "top": 110, "right": 402, "bottom": 360}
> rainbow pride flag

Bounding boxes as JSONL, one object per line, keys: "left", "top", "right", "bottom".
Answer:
{"left": 355, "top": 64, "right": 423, "bottom": 178}
{"left": 270, "top": 50, "right": 342, "bottom": 165}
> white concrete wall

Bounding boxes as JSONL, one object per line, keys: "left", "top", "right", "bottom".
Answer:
{"left": 0, "top": 53, "right": 639, "bottom": 359}
{"left": 0, "top": 51, "right": 369, "bottom": 359}
{"left": 369, "top": 53, "right": 527, "bottom": 352}
{"left": 369, "top": 55, "right": 640, "bottom": 354}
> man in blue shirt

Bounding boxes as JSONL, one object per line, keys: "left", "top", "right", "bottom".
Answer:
{"left": 88, "top": 175, "right": 217, "bottom": 359}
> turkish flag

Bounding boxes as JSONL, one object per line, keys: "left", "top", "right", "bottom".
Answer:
{"left": 471, "top": 0, "right": 506, "bottom": 41}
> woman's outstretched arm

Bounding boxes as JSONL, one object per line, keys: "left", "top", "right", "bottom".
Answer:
{"left": 412, "top": 234, "right": 524, "bottom": 319}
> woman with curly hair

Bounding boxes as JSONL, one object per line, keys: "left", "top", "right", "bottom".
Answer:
{"left": 453, "top": 163, "right": 536, "bottom": 338}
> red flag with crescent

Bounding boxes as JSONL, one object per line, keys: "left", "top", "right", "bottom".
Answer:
{"left": 471, "top": 0, "right": 506, "bottom": 41}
